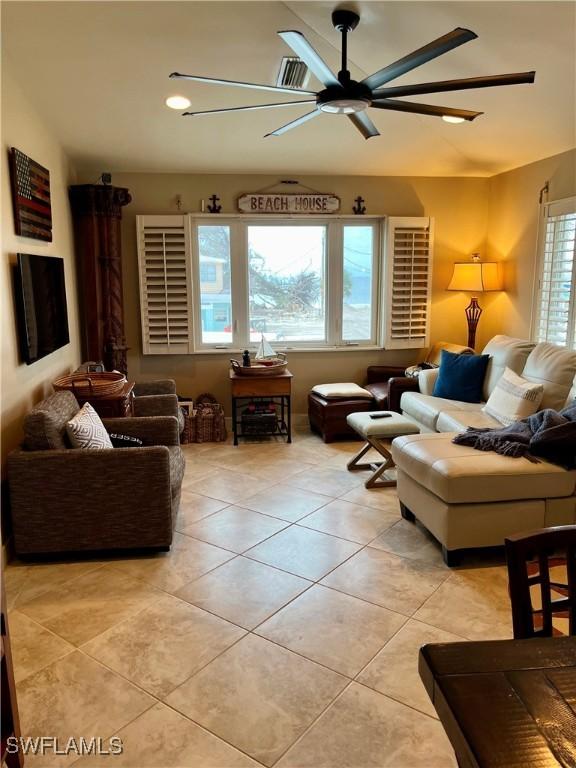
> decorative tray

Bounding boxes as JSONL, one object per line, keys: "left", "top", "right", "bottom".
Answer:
{"left": 230, "top": 356, "right": 288, "bottom": 376}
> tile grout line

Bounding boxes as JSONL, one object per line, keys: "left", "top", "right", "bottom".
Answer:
{"left": 8, "top": 559, "right": 109, "bottom": 612}
{"left": 12, "top": 435, "right": 502, "bottom": 767}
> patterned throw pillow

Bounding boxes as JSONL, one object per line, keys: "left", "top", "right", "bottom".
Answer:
{"left": 66, "top": 402, "right": 113, "bottom": 449}
{"left": 483, "top": 367, "right": 544, "bottom": 426}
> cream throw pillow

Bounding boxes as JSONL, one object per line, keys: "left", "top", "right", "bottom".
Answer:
{"left": 66, "top": 402, "right": 113, "bottom": 449}
{"left": 312, "top": 383, "right": 373, "bottom": 399}
{"left": 482, "top": 367, "right": 544, "bottom": 426}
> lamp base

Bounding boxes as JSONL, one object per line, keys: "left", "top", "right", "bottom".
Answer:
{"left": 465, "top": 296, "right": 482, "bottom": 350}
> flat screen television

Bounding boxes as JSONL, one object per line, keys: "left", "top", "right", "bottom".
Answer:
{"left": 15, "top": 253, "right": 70, "bottom": 364}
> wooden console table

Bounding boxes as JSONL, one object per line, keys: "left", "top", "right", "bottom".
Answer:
{"left": 230, "top": 369, "right": 292, "bottom": 445}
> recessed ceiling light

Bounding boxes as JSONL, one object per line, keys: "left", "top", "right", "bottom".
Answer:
{"left": 166, "top": 95, "right": 191, "bottom": 110}
{"left": 442, "top": 115, "right": 465, "bottom": 124}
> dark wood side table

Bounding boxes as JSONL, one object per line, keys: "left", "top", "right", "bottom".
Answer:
{"left": 74, "top": 381, "right": 135, "bottom": 418}
{"left": 419, "top": 636, "right": 576, "bottom": 768}
{"left": 230, "top": 369, "right": 292, "bottom": 446}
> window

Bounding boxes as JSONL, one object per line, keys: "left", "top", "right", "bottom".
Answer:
{"left": 248, "top": 225, "right": 326, "bottom": 343}
{"left": 192, "top": 217, "right": 382, "bottom": 350}
{"left": 197, "top": 225, "right": 232, "bottom": 345}
{"left": 533, "top": 197, "right": 576, "bottom": 349}
{"left": 342, "top": 225, "right": 375, "bottom": 341}
{"left": 199, "top": 262, "right": 217, "bottom": 283}
{"left": 137, "top": 214, "right": 434, "bottom": 353}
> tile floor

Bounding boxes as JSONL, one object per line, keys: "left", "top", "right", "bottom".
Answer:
{"left": 4, "top": 428, "right": 514, "bottom": 768}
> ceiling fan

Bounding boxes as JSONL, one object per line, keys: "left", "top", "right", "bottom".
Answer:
{"left": 169, "top": 9, "right": 535, "bottom": 139}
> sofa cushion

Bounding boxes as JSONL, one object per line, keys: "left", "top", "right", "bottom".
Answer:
{"left": 24, "top": 390, "right": 80, "bottom": 451}
{"left": 483, "top": 367, "right": 544, "bottom": 426}
{"left": 311, "top": 383, "right": 373, "bottom": 399}
{"left": 521, "top": 342, "right": 576, "bottom": 410}
{"left": 432, "top": 350, "right": 490, "bottom": 403}
{"left": 436, "top": 409, "right": 502, "bottom": 433}
{"left": 66, "top": 403, "right": 113, "bottom": 450}
{"left": 401, "top": 392, "right": 484, "bottom": 432}
{"left": 391, "top": 433, "right": 576, "bottom": 504}
{"left": 481, "top": 336, "right": 536, "bottom": 401}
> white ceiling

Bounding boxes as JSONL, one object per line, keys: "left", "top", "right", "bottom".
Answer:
{"left": 3, "top": 1, "right": 575, "bottom": 176}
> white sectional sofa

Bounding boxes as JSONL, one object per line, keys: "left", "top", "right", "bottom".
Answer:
{"left": 391, "top": 336, "right": 576, "bottom": 565}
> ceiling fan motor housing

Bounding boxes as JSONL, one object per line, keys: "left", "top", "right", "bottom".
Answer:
{"left": 317, "top": 82, "right": 372, "bottom": 114}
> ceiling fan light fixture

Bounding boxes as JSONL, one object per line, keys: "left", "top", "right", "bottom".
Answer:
{"left": 166, "top": 95, "right": 191, "bottom": 110}
{"left": 442, "top": 114, "right": 466, "bottom": 123}
{"left": 320, "top": 98, "right": 370, "bottom": 114}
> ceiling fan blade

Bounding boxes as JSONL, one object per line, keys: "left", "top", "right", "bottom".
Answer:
{"left": 371, "top": 99, "right": 482, "bottom": 121}
{"left": 348, "top": 112, "right": 380, "bottom": 139}
{"left": 265, "top": 109, "right": 320, "bottom": 137}
{"left": 362, "top": 27, "right": 477, "bottom": 91}
{"left": 372, "top": 71, "right": 536, "bottom": 99}
{"left": 170, "top": 72, "right": 316, "bottom": 96}
{"left": 183, "top": 101, "right": 316, "bottom": 117}
{"left": 278, "top": 31, "right": 340, "bottom": 88}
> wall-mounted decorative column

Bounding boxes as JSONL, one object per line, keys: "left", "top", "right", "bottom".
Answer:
{"left": 68, "top": 184, "right": 132, "bottom": 373}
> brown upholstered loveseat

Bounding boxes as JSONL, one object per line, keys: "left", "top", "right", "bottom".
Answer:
{"left": 7, "top": 391, "right": 185, "bottom": 557}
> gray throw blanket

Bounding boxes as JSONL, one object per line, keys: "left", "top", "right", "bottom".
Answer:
{"left": 453, "top": 401, "right": 576, "bottom": 468}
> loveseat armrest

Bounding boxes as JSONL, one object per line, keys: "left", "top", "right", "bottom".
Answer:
{"left": 418, "top": 368, "right": 440, "bottom": 395}
{"left": 133, "top": 394, "right": 179, "bottom": 419}
{"left": 102, "top": 416, "right": 179, "bottom": 446}
{"left": 366, "top": 365, "right": 407, "bottom": 385}
{"left": 7, "top": 447, "right": 172, "bottom": 555}
{"left": 388, "top": 377, "right": 419, "bottom": 412}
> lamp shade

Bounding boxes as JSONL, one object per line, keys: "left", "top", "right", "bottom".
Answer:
{"left": 447, "top": 261, "right": 502, "bottom": 292}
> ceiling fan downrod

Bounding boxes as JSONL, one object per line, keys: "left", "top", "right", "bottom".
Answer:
{"left": 332, "top": 9, "right": 359, "bottom": 85}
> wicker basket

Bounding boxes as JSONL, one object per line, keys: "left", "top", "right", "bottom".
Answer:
{"left": 182, "top": 393, "right": 227, "bottom": 443}
{"left": 53, "top": 371, "right": 127, "bottom": 398}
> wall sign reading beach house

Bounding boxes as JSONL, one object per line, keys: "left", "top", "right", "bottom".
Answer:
{"left": 237, "top": 193, "right": 340, "bottom": 214}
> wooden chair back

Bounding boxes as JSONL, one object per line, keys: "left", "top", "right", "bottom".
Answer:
{"left": 505, "top": 526, "right": 576, "bottom": 639}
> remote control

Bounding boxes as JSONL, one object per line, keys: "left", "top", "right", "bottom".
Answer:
{"left": 370, "top": 413, "right": 393, "bottom": 419}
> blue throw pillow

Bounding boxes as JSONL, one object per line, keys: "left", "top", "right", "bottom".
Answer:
{"left": 432, "top": 350, "right": 490, "bottom": 403}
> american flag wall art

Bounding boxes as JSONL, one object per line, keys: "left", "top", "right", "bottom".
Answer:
{"left": 9, "top": 147, "right": 52, "bottom": 241}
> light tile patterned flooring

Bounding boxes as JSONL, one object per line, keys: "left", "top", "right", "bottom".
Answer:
{"left": 5, "top": 429, "right": 514, "bottom": 768}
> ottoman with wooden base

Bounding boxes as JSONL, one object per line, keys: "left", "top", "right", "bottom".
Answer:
{"left": 346, "top": 411, "right": 420, "bottom": 488}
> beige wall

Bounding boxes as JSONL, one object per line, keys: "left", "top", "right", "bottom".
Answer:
{"left": 1, "top": 65, "right": 81, "bottom": 468}
{"left": 486, "top": 149, "right": 576, "bottom": 339}
{"left": 87, "top": 171, "right": 491, "bottom": 413}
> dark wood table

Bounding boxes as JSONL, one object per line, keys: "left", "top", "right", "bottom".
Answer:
{"left": 75, "top": 380, "right": 135, "bottom": 418}
{"left": 419, "top": 636, "right": 576, "bottom": 768}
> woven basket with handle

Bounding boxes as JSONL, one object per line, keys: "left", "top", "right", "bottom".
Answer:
{"left": 53, "top": 371, "right": 127, "bottom": 398}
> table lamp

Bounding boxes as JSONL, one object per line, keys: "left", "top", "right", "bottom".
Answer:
{"left": 447, "top": 254, "right": 502, "bottom": 349}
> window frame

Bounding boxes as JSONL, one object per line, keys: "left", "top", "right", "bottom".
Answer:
{"left": 531, "top": 196, "right": 576, "bottom": 350}
{"left": 189, "top": 214, "right": 383, "bottom": 352}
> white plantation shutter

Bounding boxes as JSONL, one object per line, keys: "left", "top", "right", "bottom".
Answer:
{"left": 533, "top": 197, "right": 576, "bottom": 350}
{"left": 137, "top": 215, "right": 193, "bottom": 354}
{"left": 384, "top": 217, "right": 434, "bottom": 349}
